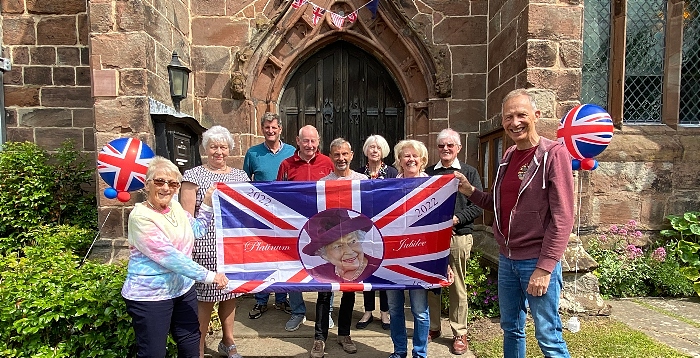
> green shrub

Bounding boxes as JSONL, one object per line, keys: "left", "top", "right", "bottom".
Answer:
{"left": 440, "top": 251, "right": 499, "bottom": 320}
{"left": 0, "top": 141, "right": 96, "bottom": 250}
{"left": 0, "top": 225, "right": 135, "bottom": 358}
{"left": 661, "top": 211, "right": 700, "bottom": 296}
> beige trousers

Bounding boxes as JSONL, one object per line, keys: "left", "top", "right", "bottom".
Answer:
{"left": 428, "top": 233, "right": 473, "bottom": 337}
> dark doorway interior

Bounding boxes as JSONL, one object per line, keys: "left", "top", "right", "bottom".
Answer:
{"left": 280, "top": 41, "right": 405, "bottom": 170}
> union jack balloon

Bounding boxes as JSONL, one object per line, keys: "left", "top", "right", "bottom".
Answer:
{"left": 97, "top": 137, "right": 155, "bottom": 195}
{"left": 557, "top": 104, "right": 614, "bottom": 160}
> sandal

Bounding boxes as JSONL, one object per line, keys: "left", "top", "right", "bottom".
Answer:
{"left": 218, "top": 340, "right": 243, "bottom": 358}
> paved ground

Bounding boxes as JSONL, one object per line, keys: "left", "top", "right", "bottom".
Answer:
{"left": 609, "top": 296, "right": 700, "bottom": 358}
{"left": 205, "top": 292, "right": 700, "bottom": 358}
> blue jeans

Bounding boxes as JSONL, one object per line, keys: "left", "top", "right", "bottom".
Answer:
{"left": 387, "top": 289, "right": 429, "bottom": 358}
{"left": 288, "top": 291, "right": 306, "bottom": 315}
{"left": 498, "top": 255, "right": 570, "bottom": 358}
{"left": 254, "top": 292, "right": 287, "bottom": 305}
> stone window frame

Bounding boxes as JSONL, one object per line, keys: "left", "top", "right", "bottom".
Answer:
{"left": 477, "top": 128, "right": 511, "bottom": 226}
{"left": 593, "top": 0, "right": 699, "bottom": 129}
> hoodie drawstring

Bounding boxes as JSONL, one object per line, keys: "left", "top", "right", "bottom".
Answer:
{"left": 541, "top": 151, "right": 548, "bottom": 189}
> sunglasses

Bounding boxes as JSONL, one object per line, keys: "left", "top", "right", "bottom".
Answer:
{"left": 438, "top": 143, "right": 457, "bottom": 149}
{"left": 150, "top": 178, "right": 181, "bottom": 189}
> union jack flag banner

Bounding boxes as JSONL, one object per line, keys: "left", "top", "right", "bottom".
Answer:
{"left": 214, "top": 175, "right": 458, "bottom": 293}
{"left": 291, "top": 0, "right": 306, "bottom": 9}
{"left": 311, "top": 6, "right": 325, "bottom": 26}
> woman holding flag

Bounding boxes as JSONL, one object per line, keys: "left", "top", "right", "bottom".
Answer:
{"left": 386, "top": 140, "right": 453, "bottom": 358}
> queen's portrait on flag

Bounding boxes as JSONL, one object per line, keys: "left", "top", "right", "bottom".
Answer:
{"left": 299, "top": 208, "right": 382, "bottom": 283}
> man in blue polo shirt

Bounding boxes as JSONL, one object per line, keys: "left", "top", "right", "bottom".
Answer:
{"left": 243, "top": 112, "right": 296, "bottom": 319}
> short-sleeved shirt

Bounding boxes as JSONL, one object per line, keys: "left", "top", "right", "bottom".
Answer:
{"left": 243, "top": 141, "right": 295, "bottom": 181}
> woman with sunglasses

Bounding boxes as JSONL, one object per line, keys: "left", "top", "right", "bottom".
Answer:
{"left": 123, "top": 156, "right": 229, "bottom": 358}
{"left": 180, "top": 125, "right": 249, "bottom": 358}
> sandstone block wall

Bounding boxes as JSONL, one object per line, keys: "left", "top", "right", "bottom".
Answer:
{"left": 1, "top": 0, "right": 93, "bottom": 152}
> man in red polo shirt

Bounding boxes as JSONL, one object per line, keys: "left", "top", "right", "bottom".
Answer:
{"left": 277, "top": 125, "right": 334, "bottom": 181}
{"left": 276, "top": 125, "right": 334, "bottom": 334}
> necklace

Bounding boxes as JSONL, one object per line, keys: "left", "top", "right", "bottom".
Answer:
{"left": 207, "top": 163, "right": 228, "bottom": 172}
{"left": 146, "top": 200, "right": 179, "bottom": 227}
{"left": 335, "top": 258, "right": 368, "bottom": 282}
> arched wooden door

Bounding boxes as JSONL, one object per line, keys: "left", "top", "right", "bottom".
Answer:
{"left": 280, "top": 41, "right": 405, "bottom": 169}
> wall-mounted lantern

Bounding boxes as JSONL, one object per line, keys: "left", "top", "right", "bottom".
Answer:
{"left": 167, "top": 51, "right": 191, "bottom": 112}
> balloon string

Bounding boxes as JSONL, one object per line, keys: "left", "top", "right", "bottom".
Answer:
{"left": 80, "top": 209, "right": 112, "bottom": 267}
{"left": 574, "top": 171, "right": 583, "bottom": 296}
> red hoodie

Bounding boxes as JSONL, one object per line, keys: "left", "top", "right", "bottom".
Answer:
{"left": 469, "top": 137, "right": 574, "bottom": 273}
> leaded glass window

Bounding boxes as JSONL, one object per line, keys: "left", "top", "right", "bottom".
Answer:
{"left": 680, "top": 1, "right": 700, "bottom": 125}
{"left": 623, "top": 0, "right": 666, "bottom": 123}
{"left": 582, "top": 0, "right": 611, "bottom": 108}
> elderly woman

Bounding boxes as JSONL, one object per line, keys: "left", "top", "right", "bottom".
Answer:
{"left": 353, "top": 134, "right": 396, "bottom": 330}
{"left": 180, "top": 125, "right": 249, "bottom": 358}
{"left": 357, "top": 134, "right": 399, "bottom": 179}
{"left": 122, "top": 156, "right": 228, "bottom": 358}
{"left": 387, "top": 139, "right": 455, "bottom": 358}
{"left": 302, "top": 208, "right": 380, "bottom": 283}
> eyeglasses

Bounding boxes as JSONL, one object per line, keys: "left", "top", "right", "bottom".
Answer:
{"left": 438, "top": 143, "right": 457, "bottom": 149}
{"left": 150, "top": 178, "right": 181, "bottom": 189}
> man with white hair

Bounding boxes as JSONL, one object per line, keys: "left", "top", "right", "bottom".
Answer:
{"left": 426, "top": 128, "right": 482, "bottom": 357}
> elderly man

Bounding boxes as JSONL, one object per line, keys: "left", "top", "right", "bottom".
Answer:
{"left": 453, "top": 89, "right": 574, "bottom": 358}
{"left": 243, "top": 113, "right": 296, "bottom": 320}
{"left": 277, "top": 125, "right": 334, "bottom": 334}
{"left": 425, "top": 128, "right": 482, "bottom": 356}
{"left": 305, "top": 138, "right": 369, "bottom": 358}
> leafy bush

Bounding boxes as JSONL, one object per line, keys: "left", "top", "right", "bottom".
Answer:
{"left": 661, "top": 211, "right": 700, "bottom": 296}
{"left": 0, "top": 225, "right": 135, "bottom": 358}
{"left": 440, "top": 251, "right": 499, "bottom": 319}
{"left": 589, "top": 220, "right": 695, "bottom": 298}
{"left": 0, "top": 141, "right": 97, "bottom": 247}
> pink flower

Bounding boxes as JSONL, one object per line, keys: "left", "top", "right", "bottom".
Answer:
{"left": 618, "top": 228, "right": 627, "bottom": 236}
{"left": 625, "top": 244, "right": 643, "bottom": 260}
{"left": 599, "top": 234, "right": 608, "bottom": 243}
{"left": 610, "top": 225, "right": 619, "bottom": 233}
{"left": 652, "top": 247, "right": 667, "bottom": 262}
{"left": 635, "top": 231, "right": 643, "bottom": 238}
{"left": 627, "top": 219, "right": 637, "bottom": 228}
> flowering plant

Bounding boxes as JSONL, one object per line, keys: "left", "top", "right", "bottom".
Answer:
{"left": 440, "top": 251, "right": 499, "bottom": 319}
{"left": 588, "top": 220, "right": 693, "bottom": 298}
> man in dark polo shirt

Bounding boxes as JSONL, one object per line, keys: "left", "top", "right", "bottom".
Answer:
{"left": 426, "top": 128, "right": 482, "bottom": 357}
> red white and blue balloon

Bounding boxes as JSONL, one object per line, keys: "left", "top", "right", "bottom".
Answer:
{"left": 557, "top": 104, "right": 614, "bottom": 161}
{"left": 97, "top": 137, "right": 155, "bottom": 202}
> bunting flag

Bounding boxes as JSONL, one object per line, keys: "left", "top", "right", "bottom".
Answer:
{"left": 311, "top": 5, "right": 325, "bottom": 26}
{"left": 290, "top": 0, "right": 378, "bottom": 29}
{"left": 214, "top": 176, "right": 458, "bottom": 293}
{"left": 331, "top": 12, "right": 345, "bottom": 29}
{"left": 367, "top": 0, "right": 379, "bottom": 18}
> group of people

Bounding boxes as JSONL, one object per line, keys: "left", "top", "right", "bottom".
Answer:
{"left": 122, "top": 88, "right": 575, "bottom": 358}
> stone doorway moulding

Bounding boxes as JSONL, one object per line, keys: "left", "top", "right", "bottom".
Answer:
{"left": 241, "top": 0, "right": 451, "bottom": 140}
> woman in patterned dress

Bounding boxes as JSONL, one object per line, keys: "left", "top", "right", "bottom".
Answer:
{"left": 181, "top": 126, "right": 250, "bottom": 358}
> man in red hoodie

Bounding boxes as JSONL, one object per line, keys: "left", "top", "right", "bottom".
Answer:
{"left": 454, "top": 89, "right": 573, "bottom": 358}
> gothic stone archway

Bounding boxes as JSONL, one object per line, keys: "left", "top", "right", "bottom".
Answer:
{"left": 279, "top": 41, "right": 404, "bottom": 169}
{"left": 240, "top": 0, "right": 450, "bottom": 146}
